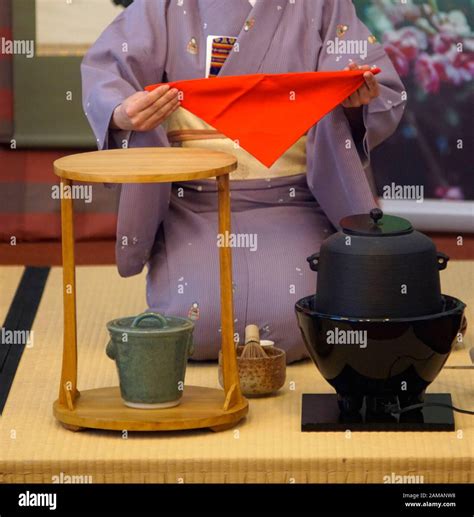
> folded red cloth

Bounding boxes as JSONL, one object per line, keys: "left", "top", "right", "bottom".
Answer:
{"left": 146, "top": 69, "right": 381, "bottom": 167}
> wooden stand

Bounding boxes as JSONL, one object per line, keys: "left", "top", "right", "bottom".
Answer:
{"left": 53, "top": 148, "right": 248, "bottom": 432}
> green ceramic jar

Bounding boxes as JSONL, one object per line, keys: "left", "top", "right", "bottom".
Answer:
{"left": 106, "top": 312, "right": 194, "bottom": 409}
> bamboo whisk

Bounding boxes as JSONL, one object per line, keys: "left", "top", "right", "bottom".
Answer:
{"left": 240, "top": 324, "right": 268, "bottom": 359}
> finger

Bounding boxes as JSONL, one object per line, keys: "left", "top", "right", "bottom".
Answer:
{"left": 345, "top": 91, "right": 362, "bottom": 108}
{"left": 150, "top": 97, "right": 181, "bottom": 124}
{"left": 357, "top": 85, "right": 372, "bottom": 105}
{"left": 353, "top": 91, "right": 363, "bottom": 107}
{"left": 364, "top": 72, "right": 378, "bottom": 94}
{"left": 145, "top": 84, "right": 172, "bottom": 103}
{"left": 368, "top": 80, "right": 380, "bottom": 98}
{"left": 134, "top": 88, "right": 179, "bottom": 124}
{"left": 346, "top": 63, "right": 373, "bottom": 74}
{"left": 140, "top": 98, "right": 181, "bottom": 131}
{"left": 152, "top": 87, "right": 180, "bottom": 109}
{"left": 343, "top": 93, "right": 356, "bottom": 108}
{"left": 122, "top": 92, "right": 149, "bottom": 118}
{"left": 128, "top": 85, "right": 171, "bottom": 116}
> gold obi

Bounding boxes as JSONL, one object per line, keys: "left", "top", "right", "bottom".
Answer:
{"left": 164, "top": 107, "right": 307, "bottom": 180}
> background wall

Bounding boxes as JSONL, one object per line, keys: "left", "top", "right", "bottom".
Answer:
{"left": 0, "top": 0, "right": 13, "bottom": 142}
{"left": 0, "top": 0, "right": 120, "bottom": 245}
{"left": 36, "top": 0, "right": 122, "bottom": 55}
{"left": 13, "top": 0, "right": 93, "bottom": 148}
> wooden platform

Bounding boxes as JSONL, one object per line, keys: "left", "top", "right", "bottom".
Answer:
{"left": 53, "top": 386, "right": 248, "bottom": 432}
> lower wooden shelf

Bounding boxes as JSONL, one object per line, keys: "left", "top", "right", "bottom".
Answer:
{"left": 53, "top": 385, "right": 249, "bottom": 432}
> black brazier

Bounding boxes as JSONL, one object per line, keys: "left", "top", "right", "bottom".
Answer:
{"left": 297, "top": 209, "right": 466, "bottom": 418}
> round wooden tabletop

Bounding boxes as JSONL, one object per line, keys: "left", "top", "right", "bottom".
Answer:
{"left": 53, "top": 147, "right": 238, "bottom": 183}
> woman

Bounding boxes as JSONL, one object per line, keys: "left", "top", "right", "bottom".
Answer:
{"left": 82, "top": 0, "right": 405, "bottom": 362}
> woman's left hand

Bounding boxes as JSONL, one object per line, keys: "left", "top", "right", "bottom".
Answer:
{"left": 342, "top": 62, "right": 380, "bottom": 108}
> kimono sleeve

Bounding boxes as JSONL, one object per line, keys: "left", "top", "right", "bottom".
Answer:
{"left": 317, "top": 0, "right": 406, "bottom": 161}
{"left": 81, "top": 0, "right": 173, "bottom": 278}
{"left": 81, "top": 0, "right": 169, "bottom": 150}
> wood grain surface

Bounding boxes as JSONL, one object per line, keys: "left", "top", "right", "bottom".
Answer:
{"left": 54, "top": 148, "right": 238, "bottom": 183}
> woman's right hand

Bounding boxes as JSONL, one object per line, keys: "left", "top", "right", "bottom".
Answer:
{"left": 111, "top": 85, "right": 180, "bottom": 132}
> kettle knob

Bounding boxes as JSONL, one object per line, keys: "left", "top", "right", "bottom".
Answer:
{"left": 370, "top": 208, "right": 384, "bottom": 224}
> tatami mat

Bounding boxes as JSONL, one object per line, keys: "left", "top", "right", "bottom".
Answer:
{"left": 0, "top": 262, "right": 472, "bottom": 483}
{"left": 0, "top": 267, "right": 25, "bottom": 324}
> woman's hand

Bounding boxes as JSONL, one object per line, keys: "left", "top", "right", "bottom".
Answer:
{"left": 342, "top": 62, "right": 380, "bottom": 108}
{"left": 111, "top": 85, "right": 181, "bottom": 131}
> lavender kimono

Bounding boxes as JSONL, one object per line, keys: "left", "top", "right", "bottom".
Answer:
{"left": 81, "top": 0, "right": 406, "bottom": 362}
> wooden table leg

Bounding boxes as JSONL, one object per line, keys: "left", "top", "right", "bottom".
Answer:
{"left": 58, "top": 179, "right": 78, "bottom": 408}
{"left": 217, "top": 174, "right": 243, "bottom": 409}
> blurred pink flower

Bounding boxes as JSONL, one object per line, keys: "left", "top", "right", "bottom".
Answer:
{"left": 432, "top": 33, "right": 457, "bottom": 54}
{"left": 371, "top": 3, "right": 473, "bottom": 95}
{"left": 384, "top": 43, "right": 410, "bottom": 77}
{"left": 384, "top": 27, "right": 428, "bottom": 61}
{"left": 430, "top": 48, "right": 474, "bottom": 86}
{"left": 415, "top": 53, "right": 441, "bottom": 93}
{"left": 452, "top": 51, "right": 474, "bottom": 78}
{"left": 431, "top": 55, "right": 450, "bottom": 82}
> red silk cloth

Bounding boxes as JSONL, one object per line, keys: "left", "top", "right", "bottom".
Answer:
{"left": 146, "top": 69, "right": 381, "bottom": 168}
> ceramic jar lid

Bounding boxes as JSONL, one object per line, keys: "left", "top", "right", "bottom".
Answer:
{"left": 107, "top": 312, "right": 194, "bottom": 337}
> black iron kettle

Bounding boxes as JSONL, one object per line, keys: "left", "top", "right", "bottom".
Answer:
{"left": 307, "top": 209, "right": 449, "bottom": 318}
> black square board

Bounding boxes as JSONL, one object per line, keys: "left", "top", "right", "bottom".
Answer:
{"left": 301, "top": 393, "right": 455, "bottom": 432}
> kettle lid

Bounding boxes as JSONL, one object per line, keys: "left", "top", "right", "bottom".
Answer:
{"left": 340, "top": 208, "right": 413, "bottom": 237}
